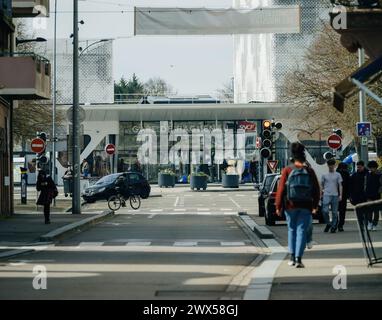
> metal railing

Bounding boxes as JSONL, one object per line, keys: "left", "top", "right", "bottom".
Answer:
{"left": 113, "top": 94, "right": 232, "bottom": 104}
{"left": 355, "top": 199, "right": 382, "bottom": 267}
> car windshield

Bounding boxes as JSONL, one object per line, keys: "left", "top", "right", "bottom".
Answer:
{"left": 95, "top": 174, "right": 121, "bottom": 185}
{"left": 263, "top": 176, "right": 276, "bottom": 191}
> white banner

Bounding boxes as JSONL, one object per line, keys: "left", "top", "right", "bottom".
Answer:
{"left": 134, "top": 6, "right": 301, "bottom": 36}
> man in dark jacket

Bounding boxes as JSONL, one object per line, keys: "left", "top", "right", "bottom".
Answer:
{"left": 337, "top": 163, "right": 351, "bottom": 232}
{"left": 36, "top": 170, "right": 57, "bottom": 224}
{"left": 366, "top": 161, "right": 381, "bottom": 231}
{"left": 350, "top": 161, "right": 369, "bottom": 206}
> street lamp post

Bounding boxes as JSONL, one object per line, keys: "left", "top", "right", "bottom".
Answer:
{"left": 52, "top": 0, "right": 58, "bottom": 205}
{"left": 358, "top": 49, "right": 369, "bottom": 164}
{"left": 72, "top": 0, "right": 81, "bottom": 214}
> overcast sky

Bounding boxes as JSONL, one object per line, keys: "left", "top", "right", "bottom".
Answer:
{"left": 34, "top": 0, "right": 234, "bottom": 95}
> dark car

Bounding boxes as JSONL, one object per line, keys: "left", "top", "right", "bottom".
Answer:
{"left": 82, "top": 172, "right": 151, "bottom": 203}
{"left": 264, "top": 175, "right": 325, "bottom": 226}
{"left": 258, "top": 173, "right": 278, "bottom": 217}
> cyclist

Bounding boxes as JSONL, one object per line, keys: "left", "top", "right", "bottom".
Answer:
{"left": 114, "top": 174, "right": 130, "bottom": 207}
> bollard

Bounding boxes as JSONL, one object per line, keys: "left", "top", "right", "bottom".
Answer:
{"left": 20, "top": 167, "right": 28, "bottom": 205}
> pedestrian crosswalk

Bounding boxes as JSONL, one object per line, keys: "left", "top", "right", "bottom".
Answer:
{"left": 122, "top": 208, "right": 238, "bottom": 216}
{"left": 64, "top": 240, "right": 250, "bottom": 247}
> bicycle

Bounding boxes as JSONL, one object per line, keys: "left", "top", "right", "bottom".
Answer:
{"left": 107, "top": 188, "right": 141, "bottom": 211}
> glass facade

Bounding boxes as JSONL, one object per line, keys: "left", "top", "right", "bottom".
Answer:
{"left": 117, "top": 120, "right": 261, "bottom": 183}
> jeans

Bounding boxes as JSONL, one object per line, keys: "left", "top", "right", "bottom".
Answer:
{"left": 368, "top": 209, "right": 380, "bottom": 226}
{"left": 322, "top": 195, "right": 339, "bottom": 228}
{"left": 338, "top": 198, "right": 347, "bottom": 228}
{"left": 307, "top": 219, "right": 313, "bottom": 243}
{"left": 285, "top": 209, "right": 312, "bottom": 258}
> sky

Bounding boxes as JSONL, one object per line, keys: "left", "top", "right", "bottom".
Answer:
{"left": 34, "top": 0, "right": 235, "bottom": 96}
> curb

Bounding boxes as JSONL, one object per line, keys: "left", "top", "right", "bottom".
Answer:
{"left": 239, "top": 212, "right": 275, "bottom": 239}
{"left": 0, "top": 249, "right": 35, "bottom": 261}
{"left": 65, "top": 201, "right": 88, "bottom": 213}
{"left": 39, "top": 210, "right": 114, "bottom": 243}
{"left": 238, "top": 213, "right": 287, "bottom": 300}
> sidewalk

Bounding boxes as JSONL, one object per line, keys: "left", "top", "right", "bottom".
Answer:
{"left": 0, "top": 213, "right": 97, "bottom": 248}
{"left": 251, "top": 211, "right": 382, "bottom": 300}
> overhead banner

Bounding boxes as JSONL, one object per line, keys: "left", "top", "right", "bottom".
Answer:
{"left": 134, "top": 6, "right": 301, "bottom": 36}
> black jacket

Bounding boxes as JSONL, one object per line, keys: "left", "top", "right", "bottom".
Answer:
{"left": 350, "top": 170, "right": 369, "bottom": 205}
{"left": 337, "top": 168, "right": 350, "bottom": 199}
{"left": 36, "top": 175, "right": 57, "bottom": 206}
{"left": 366, "top": 171, "right": 382, "bottom": 200}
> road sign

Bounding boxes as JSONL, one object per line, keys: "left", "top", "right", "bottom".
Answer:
{"left": 327, "top": 134, "right": 342, "bottom": 150}
{"left": 357, "top": 122, "right": 372, "bottom": 137}
{"left": 105, "top": 144, "right": 116, "bottom": 155}
{"left": 30, "top": 138, "right": 46, "bottom": 153}
{"left": 267, "top": 160, "right": 278, "bottom": 173}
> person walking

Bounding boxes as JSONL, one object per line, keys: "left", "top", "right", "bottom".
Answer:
{"left": 350, "top": 161, "right": 369, "bottom": 206}
{"left": 81, "top": 159, "right": 90, "bottom": 178}
{"left": 366, "top": 161, "right": 381, "bottom": 231}
{"left": 321, "top": 159, "right": 343, "bottom": 233}
{"left": 36, "top": 170, "right": 58, "bottom": 224}
{"left": 336, "top": 162, "right": 351, "bottom": 232}
{"left": 276, "top": 142, "right": 321, "bottom": 268}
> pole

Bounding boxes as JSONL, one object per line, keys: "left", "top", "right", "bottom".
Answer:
{"left": 72, "top": 0, "right": 81, "bottom": 214}
{"left": 358, "top": 49, "right": 369, "bottom": 164}
{"left": 52, "top": 0, "right": 57, "bottom": 206}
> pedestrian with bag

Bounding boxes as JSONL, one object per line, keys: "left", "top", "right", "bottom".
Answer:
{"left": 321, "top": 159, "right": 343, "bottom": 233}
{"left": 36, "top": 170, "right": 58, "bottom": 224}
{"left": 336, "top": 162, "right": 351, "bottom": 232}
{"left": 276, "top": 142, "right": 321, "bottom": 268}
{"left": 366, "top": 161, "right": 381, "bottom": 231}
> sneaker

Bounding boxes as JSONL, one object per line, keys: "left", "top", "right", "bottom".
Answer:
{"left": 367, "top": 222, "right": 373, "bottom": 231}
{"left": 324, "top": 224, "right": 331, "bottom": 233}
{"left": 295, "top": 262, "right": 305, "bottom": 268}
{"left": 288, "top": 260, "right": 296, "bottom": 266}
{"left": 306, "top": 241, "right": 313, "bottom": 249}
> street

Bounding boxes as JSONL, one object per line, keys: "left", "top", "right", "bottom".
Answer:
{"left": 0, "top": 187, "right": 265, "bottom": 300}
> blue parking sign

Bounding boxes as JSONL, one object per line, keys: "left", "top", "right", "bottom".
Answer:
{"left": 357, "top": 122, "right": 372, "bottom": 137}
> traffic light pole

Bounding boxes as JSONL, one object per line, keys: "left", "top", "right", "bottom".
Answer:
{"left": 72, "top": 0, "right": 81, "bottom": 214}
{"left": 358, "top": 49, "right": 369, "bottom": 164}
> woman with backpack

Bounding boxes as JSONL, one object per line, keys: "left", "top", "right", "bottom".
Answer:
{"left": 36, "top": 170, "right": 58, "bottom": 224}
{"left": 275, "top": 142, "right": 321, "bottom": 268}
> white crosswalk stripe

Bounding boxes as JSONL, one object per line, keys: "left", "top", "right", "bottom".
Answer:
{"left": 78, "top": 242, "right": 104, "bottom": 247}
{"left": 173, "top": 241, "right": 198, "bottom": 247}
{"left": 220, "top": 242, "right": 245, "bottom": 246}
{"left": 126, "top": 242, "right": 151, "bottom": 246}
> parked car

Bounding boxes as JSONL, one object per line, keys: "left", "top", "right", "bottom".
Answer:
{"left": 258, "top": 173, "right": 278, "bottom": 217}
{"left": 264, "top": 175, "right": 325, "bottom": 226}
{"left": 82, "top": 172, "right": 151, "bottom": 203}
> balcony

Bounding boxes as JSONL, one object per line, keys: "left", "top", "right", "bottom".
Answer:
{"left": 0, "top": 53, "right": 51, "bottom": 100}
{"left": 12, "top": 0, "right": 49, "bottom": 18}
{"left": 329, "top": 7, "right": 382, "bottom": 59}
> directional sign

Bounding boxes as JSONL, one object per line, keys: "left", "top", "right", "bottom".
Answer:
{"left": 105, "top": 144, "right": 116, "bottom": 155}
{"left": 327, "top": 134, "right": 342, "bottom": 150}
{"left": 267, "top": 160, "right": 278, "bottom": 173}
{"left": 357, "top": 122, "right": 372, "bottom": 137}
{"left": 30, "top": 138, "right": 46, "bottom": 154}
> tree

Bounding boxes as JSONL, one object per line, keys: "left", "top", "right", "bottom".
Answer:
{"left": 114, "top": 74, "right": 144, "bottom": 103}
{"left": 281, "top": 23, "right": 382, "bottom": 155}
{"left": 144, "top": 77, "right": 176, "bottom": 96}
{"left": 216, "top": 79, "right": 234, "bottom": 103}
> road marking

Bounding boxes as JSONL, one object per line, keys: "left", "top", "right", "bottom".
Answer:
{"left": 148, "top": 214, "right": 156, "bottom": 219}
{"left": 78, "top": 242, "right": 104, "bottom": 247}
{"left": 220, "top": 208, "right": 233, "bottom": 211}
{"left": 197, "top": 212, "right": 211, "bottom": 215}
{"left": 173, "top": 241, "right": 198, "bottom": 247}
{"left": 150, "top": 209, "right": 163, "bottom": 212}
{"left": 221, "top": 242, "right": 245, "bottom": 246}
{"left": 229, "top": 197, "right": 241, "bottom": 209}
{"left": 236, "top": 194, "right": 245, "bottom": 197}
{"left": 197, "top": 208, "right": 210, "bottom": 211}
{"left": 174, "top": 196, "right": 179, "bottom": 207}
{"left": 126, "top": 242, "right": 151, "bottom": 246}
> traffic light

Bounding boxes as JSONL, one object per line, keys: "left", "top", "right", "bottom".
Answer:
{"left": 260, "top": 120, "right": 272, "bottom": 159}
{"left": 36, "top": 132, "right": 48, "bottom": 169}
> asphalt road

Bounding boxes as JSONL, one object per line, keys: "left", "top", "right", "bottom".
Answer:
{"left": 0, "top": 187, "right": 264, "bottom": 300}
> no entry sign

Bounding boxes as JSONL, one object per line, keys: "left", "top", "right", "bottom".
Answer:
{"left": 30, "top": 138, "right": 46, "bottom": 154}
{"left": 105, "top": 144, "right": 116, "bottom": 155}
{"left": 327, "top": 134, "right": 342, "bottom": 150}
